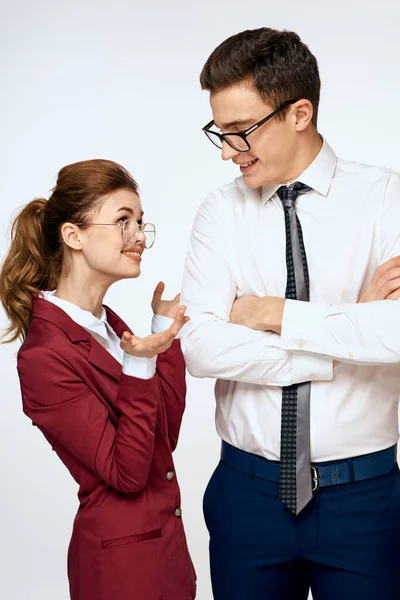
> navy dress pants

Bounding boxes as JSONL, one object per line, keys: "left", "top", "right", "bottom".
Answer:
{"left": 203, "top": 456, "right": 400, "bottom": 600}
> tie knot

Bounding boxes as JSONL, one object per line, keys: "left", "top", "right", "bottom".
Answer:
{"left": 276, "top": 182, "right": 311, "bottom": 208}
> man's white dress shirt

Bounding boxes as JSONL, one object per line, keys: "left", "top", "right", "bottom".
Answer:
{"left": 181, "top": 139, "right": 400, "bottom": 462}
{"left": 41, "top": 290, "right": 172, "bottom": 379}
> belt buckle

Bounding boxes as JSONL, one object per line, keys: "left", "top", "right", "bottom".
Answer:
{"left": 312, "top": 466, "right": 320, "bottom": 491}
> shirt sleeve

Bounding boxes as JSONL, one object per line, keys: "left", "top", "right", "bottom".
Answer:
{"left": 180, "top": 192, "right": 333, "bottom": 386}
{"left": 122, "top": 353, "right": 157, "bottom": 378}
{"left": 279, "top": 172, "right": 400, "bottom": 365}
{"left": 151, "top": 314, "right": 175, "bottom": 335}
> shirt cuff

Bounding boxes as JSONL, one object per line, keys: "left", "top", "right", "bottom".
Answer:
{"left": 122, "top": 353, "right": 157, "bottom": 379}
{"left": 291, "top": 351, "right": 333, "bottom": 383}
{"left": 281, "top": 299, "right": 333, "bottom": 382}
{"left": 152, "top": 314, "right": 179, "bottom": 338}
{"left": 281, "top": 299, "right": 325, "bottom": 349}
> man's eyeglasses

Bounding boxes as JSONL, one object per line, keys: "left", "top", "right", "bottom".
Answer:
{"left": 202, "top": 99, "right": 299, "bottom": 152}
{"left": 76, "top": 220, "right": 156, "bottom": 249}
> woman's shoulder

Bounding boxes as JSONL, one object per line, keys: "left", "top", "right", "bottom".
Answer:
{"left": 20, "top": 296, "right": 92, "bottom": 355}
{"left": 17, "top": 320, "right": 91, "bottom": 404}
{"left": 21, "top": 315, "right": 71, "bottom": 351}
{"left": 18, "top": 314, "right": 89, "bottom": 369}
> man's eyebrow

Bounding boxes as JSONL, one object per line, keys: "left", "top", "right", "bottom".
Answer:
{"left": 214, "top": 118, "right": 254, "bottom": 131}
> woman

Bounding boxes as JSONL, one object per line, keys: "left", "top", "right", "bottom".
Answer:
{"left": 0, "top": 159, "right": 196, "bottom": 600}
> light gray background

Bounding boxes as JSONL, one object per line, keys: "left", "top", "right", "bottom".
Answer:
{"left": 1, "top": 1, "right": 400, "bottom": 599}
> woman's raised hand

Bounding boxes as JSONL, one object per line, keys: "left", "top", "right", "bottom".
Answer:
{"left": 120, "top": 283, "right": 189, "bottom": 358}
{"left": 151, "top": 281, "right": 181, "bottom": 318}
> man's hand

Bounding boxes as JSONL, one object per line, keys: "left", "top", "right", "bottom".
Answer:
{"left": 120, "top": 306, "right": 189, "bottom": 358}
{"left": 230, "top": 295, "right": 285, "bottom": 334}
{"left": 151, "top": 281, "right": 180, "bottom": 318}
{"left": 359, "top": 257, "right": 400, "bottom": 302}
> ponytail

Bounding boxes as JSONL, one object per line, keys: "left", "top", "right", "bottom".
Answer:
{"left": 0, "top": 199, "right": 49, "bottom": 342}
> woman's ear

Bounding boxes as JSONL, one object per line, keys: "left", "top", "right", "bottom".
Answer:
{"left": 60, "top": 222, "right": 82, "bottom": 250}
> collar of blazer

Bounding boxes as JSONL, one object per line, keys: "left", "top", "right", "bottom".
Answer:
{"left": 30, "top": 295, "right": 134, "bottom": 384}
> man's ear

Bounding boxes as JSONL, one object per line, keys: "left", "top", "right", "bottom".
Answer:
{"left": 293, "top": 99, "right": 314, "bottom": 132}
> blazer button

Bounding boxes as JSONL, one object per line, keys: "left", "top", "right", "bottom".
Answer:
{"left": 174, "top": 508, "right": 182, "bottom": 518}
{"left": 166, "top": 471, "right": 175, "bottom": 481}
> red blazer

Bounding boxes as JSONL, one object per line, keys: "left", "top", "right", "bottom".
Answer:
{"left": 17, "top": 296, "right": 196, "bottom": 600}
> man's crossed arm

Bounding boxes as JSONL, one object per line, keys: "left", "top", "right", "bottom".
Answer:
{"left": 230, "top": 257, "right": 400, "bottom": 366}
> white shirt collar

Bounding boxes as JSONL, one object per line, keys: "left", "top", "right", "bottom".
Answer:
{"left": 260, "top": 137, "right": 337, "bottom": 204}
{"left": 40, "top": 290, "right": 109, "bottom": 343}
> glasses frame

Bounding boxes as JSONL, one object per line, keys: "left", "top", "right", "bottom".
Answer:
{"left": 202, "top": 98, "right": 300, "bottom": 152}
{"left": 76, "top": 219, "right": 156, "bottom": 249}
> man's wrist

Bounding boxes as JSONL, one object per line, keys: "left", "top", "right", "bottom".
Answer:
{"left": 260, "top": 297, "right": 286, "bottom": 333}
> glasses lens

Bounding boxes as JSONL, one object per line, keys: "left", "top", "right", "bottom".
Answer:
{"left": 224, "top": 135, "right": 249, "bottom": 152}
{"left": 204, "top": 130, "right": 223, "bottom": 149}
{"left": 205, "top": 129, "right": 249, "bottom": 152}
{"left": 143, "top": 223, "right": 156, "bottom": 249}
{"left": 122, "top": 219, "right": 139, "bottom": 244}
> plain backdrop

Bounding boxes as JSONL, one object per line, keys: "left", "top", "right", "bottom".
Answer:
{"left": 1, "top": 1, "right": 400, "bottom": 599}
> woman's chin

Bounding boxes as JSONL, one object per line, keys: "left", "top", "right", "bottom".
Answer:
{"left": 122, "top": 266, "right": 141, "bottom": 280}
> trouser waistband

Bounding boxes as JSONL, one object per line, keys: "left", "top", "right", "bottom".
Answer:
{"left": 221, "top": 442, "right": 397, "bottom": 490}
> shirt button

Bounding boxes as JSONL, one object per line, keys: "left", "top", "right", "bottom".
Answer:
{"left": 297, "top": 339, "right": 305, "bottom": 348}
{"left": 174, "top": 508, "right": 182, "bottom": 518}
{"left": 166, "top": 471, "right": 175, "bottom": 481}
{"left": 260, "top": 378, "right": 268, "bottom": 384}
{"left": 348, "top": 352, "right": 354, "bottom": 359}
{"left": 310, "top": 374, "right": 316, "bottom": 380}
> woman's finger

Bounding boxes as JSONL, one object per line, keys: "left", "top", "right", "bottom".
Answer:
{"left": 152, "top": 281, "right": 165, "bottom": 304}
{"left": 120, "top": 331, "right": 138, "bottom": 351}
{"left": 168, "top": 306, "right": 189, "bottom": 336}
{"left": 120, "top": 309, "right": 189, "bottom": 357}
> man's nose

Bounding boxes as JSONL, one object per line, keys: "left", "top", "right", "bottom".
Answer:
{"left": 221, "top": 140, "right": 240, "bottom": 162}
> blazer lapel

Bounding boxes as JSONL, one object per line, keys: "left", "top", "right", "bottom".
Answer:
{"left": 87, "top": 337, "right": 122, "bottom": 383}
{"left": 32, "top": 295, "right": 123, "bottom": 383}
{"left": 86, "top": 306, "right": 134, "bottom": 383}
{"left": 104, "top": 305, "right": 132, "bottom": 338}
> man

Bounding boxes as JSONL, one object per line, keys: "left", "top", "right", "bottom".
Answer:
{"left": 180, "top": 27, "right": 400, "bottom": 600}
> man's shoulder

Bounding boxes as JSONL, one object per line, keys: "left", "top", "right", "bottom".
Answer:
{"left": 336, "top": 156, "right": 400, "bottom": 184}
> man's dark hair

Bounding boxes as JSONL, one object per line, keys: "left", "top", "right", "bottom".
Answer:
{"left": 200, "top": 28, "right": 320, "bottom": 126}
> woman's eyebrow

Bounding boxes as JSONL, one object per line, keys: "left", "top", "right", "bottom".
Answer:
{"left": 115, "top": 206, "right": 144, "bottom": 218}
